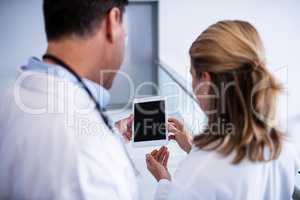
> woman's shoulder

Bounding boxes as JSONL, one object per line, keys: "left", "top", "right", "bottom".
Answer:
{"left": 177, "top": 141, "right": 299, "bottom": 176}
{"left": 279, "top": 139, "right": 300, "bottom": 168}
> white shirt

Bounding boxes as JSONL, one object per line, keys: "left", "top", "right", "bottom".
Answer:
{"left": 0, "top": 58, "right": 138, "bottom": 200}
{"left": 155, "top": 142, "right": 299, "bottom": 200}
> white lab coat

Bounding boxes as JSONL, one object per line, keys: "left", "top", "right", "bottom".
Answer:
{"left": 155, "top": 142, "right": 299, "bottom": 200}
{"left": 0, "top": 70, "right": 138, "bottom": 200}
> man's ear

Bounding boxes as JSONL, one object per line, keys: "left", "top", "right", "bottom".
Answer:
{"left": 105, "top": 7, "right": 122, "bottom": 43}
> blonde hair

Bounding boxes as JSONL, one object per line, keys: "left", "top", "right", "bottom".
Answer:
{"left": 190, "top": 20, "right": 283, "bottom": 163}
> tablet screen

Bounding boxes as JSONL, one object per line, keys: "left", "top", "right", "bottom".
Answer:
{"left": 134, "top": 100, "right": 166, "bottom": 142}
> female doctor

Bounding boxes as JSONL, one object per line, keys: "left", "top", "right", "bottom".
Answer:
{"left": 145, "top": 20, "right": 299, "bottom": 200}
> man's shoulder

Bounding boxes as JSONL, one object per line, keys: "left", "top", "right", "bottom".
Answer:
{"left": 1, "top": 70, "right": 95, "bottom": 117}
{"left": 0, "top": 71, "right": 103, "bottom": 140}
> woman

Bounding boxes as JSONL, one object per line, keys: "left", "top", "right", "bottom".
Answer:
{"left": 146, "top": 20, "right": 299, "bottom": 200}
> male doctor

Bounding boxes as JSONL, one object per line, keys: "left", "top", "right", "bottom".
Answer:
{"left": 0, "top": 0, "right": 138, "bottom": 199}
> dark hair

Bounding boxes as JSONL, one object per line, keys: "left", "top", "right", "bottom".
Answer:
{"left": 43, "top": 0, "right": 129, "bottom": 41}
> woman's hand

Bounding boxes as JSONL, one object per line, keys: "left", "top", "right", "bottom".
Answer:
{"left": 146, "top": 146, "right": 171, "bottom": 182}
{"left": 115, "top": 115, "right": 133, "bottom": 143}
{"left": 168, "top": 118, "right": 193, "bottom": 153}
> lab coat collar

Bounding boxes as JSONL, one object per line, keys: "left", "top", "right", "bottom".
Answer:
{"left": 21, "top": 57, "right": 140, "bottom": 177}
{"left": 22, "top": 57, "right": 111, "bottom": 109}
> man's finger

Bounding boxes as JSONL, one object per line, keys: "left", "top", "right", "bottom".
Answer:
{"left": 126, "top": 130, "right": 132, "bottom": 138}
{"left": 127, "top": 115, "right": 134, "bottom": 126}
{"left": 126, "top": 133, "right": 131, "bottom": 142}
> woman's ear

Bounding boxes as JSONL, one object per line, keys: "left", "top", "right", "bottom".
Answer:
{"left": 105, "top": 7, "right": 122, "bottom": 43}
{"left": 201, "top": 72, "right": 211, "bottom": 82}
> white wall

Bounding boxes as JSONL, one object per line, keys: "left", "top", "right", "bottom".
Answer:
{"left": 0, "top": 0, "right": 46, "bottom": 92}
{"left": 0, "top": 0, "right": 46, "bottom": 75}
{"left": 158, "top": 0, "right": 300, "bottom": 119}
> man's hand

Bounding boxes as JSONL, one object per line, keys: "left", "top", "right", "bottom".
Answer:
{"left": 115, "top": 115, "right": 133, "bottom": 143}
{"left": 146, "top": 146, "right": 171, "bottom": 182}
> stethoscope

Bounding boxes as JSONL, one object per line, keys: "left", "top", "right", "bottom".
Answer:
{"left": 43, "top": 54, "right": 113, "bottom": 131}
{"left": 42, "top": 54, "right": 139, "bottom": 176}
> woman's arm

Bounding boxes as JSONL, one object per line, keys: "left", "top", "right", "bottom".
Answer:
{"left": 146, "top": 146, "right": 171, "bottom": 181}
{"left": 146, "top": 147, "right": 216, "bottom": 200}
{"left": 146, "top": 147, "right": 176, "bottom": 200}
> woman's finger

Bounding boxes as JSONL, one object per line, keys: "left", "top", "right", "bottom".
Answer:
{"left": 168, "top": 118, "right": 183, "bottom": 129}
{"left": 162, "top": 150, "right": 170, "bottom": 168}
{"left": 168, "top": 121, "right": 179, "bottom": 130}
{"left": 168, "top": 123, "right": 180, "bottom": 134}
{"left": 156, "top": 146, "right": 165, "bottom": 157}
{"left": 146, "top": 154, "right": 156, "bottom": 170}
{"left": 168, "top": 117, "right": 181, "bottom": 125}
{"left": 168, "top": 122, "right": 176, "bottom": 129}
{"left": 158, "top": 147, "right": 167, "bottom": 163}
{"left": 168, "top": 125, "right": 183, "bottom": 139}
{"left": 168, "top": 121, "right": 177, "bottom": 128}
{"left": 151, "top": 149, "right": 158, "bottom": 158}
{"left": 168, "top": 135, "right": 176, "bottom": 141}
{"left": 156, "top": 146, "right": 164, "bottom": 162}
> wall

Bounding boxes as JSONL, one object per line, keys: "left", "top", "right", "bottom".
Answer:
{"left": 158, "top": 0, "right": 300, "bottom": 119}
{"left": 109, "top": 2, "right": 159, "bottom": 108}
{"left": 0, "top": 0, "right": 46, "bottom": 78}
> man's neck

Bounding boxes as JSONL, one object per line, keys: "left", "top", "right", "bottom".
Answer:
{"left": 45, "top": 38, "right": 107, "bottom": 85}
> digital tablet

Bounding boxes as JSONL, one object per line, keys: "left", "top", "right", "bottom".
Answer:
{"left": 132, "top": 96, "right": 168, "bottom": 147}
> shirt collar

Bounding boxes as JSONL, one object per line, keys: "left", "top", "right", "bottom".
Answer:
{"left": 82, "top": 79, "right": 111, "bottom": 109}
{"left": 22, "top": 57, "right": 111, "bottom": 109}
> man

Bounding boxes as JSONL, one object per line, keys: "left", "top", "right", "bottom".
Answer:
{"left": 0, "top": 0, "right": 138, "bottom": 199}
